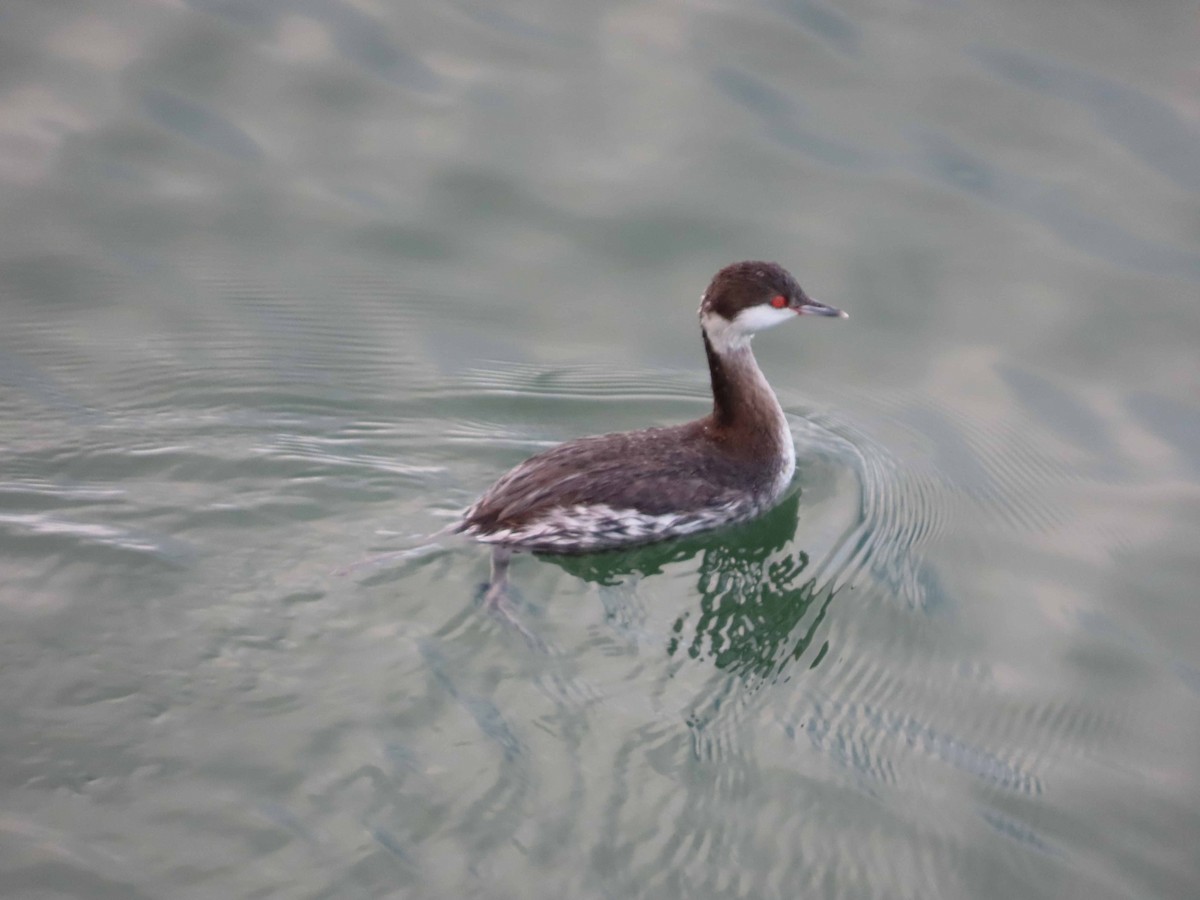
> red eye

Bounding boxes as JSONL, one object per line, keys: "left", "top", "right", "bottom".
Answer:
{"left": 770, "top": 295, "right": 787, "bottom": 309}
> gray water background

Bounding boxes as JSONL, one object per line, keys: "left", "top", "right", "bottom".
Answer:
{"left": 1, "top": 1, "right": 1199, "bottom": 897}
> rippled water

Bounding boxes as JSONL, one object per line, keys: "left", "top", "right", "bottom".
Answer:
{"left": 2, "top": 1, "right": 1199, "bottom": 898}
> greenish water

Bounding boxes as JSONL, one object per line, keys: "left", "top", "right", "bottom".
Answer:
{"left": 2, "top": 1, "right": 1199, "bottom": 898}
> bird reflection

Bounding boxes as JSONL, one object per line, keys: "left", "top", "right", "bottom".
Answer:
{"left": 541, "top": 490, "right": 836, "bottom": 681}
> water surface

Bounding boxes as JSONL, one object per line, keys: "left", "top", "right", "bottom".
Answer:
{"left": 2, "top": 1, "right": 1199, "bottom": 898}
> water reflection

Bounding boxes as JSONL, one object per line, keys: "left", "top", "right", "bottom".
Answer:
{"left": 670, "top": 493, "right": 835, "bottom": 680}
{"left": 543, "top": 491, "right": 838, "bottom": 679}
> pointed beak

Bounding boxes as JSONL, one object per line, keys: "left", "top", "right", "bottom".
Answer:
{"left": 794, "top": 297, "right": 848, "bottom": 318}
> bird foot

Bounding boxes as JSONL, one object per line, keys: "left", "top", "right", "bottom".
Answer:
{"left": 475, "top": 580, "right": 545, "bottom": 651}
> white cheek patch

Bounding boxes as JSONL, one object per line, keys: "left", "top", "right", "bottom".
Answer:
{"left": 701, "top": 304, "right": 795, "bottom": 354}
{"left": 700, "top": 310, "right": 745, "bottom": 353}
{"left": 734, "top": 304, "right": 796, "bottom": 333}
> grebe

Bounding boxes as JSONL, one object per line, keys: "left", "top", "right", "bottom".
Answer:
{"left": 457, "top": 261, "right": 847, "bottom": 604}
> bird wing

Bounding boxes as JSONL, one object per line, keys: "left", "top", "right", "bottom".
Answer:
{"left": 462, "top": 425, "right": 747, "bottom": 533}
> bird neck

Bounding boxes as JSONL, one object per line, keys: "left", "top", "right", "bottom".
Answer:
{"left": 701, "top": 327, "right": 787, "bottom": 441}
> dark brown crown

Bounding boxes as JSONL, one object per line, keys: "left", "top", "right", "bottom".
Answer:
{"left": 699, "top": 261, "right": 809, "bottom": 321}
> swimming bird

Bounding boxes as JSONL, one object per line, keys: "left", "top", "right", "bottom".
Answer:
{"left": 457, "top": 261, "right": 847, "bottom": 605}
